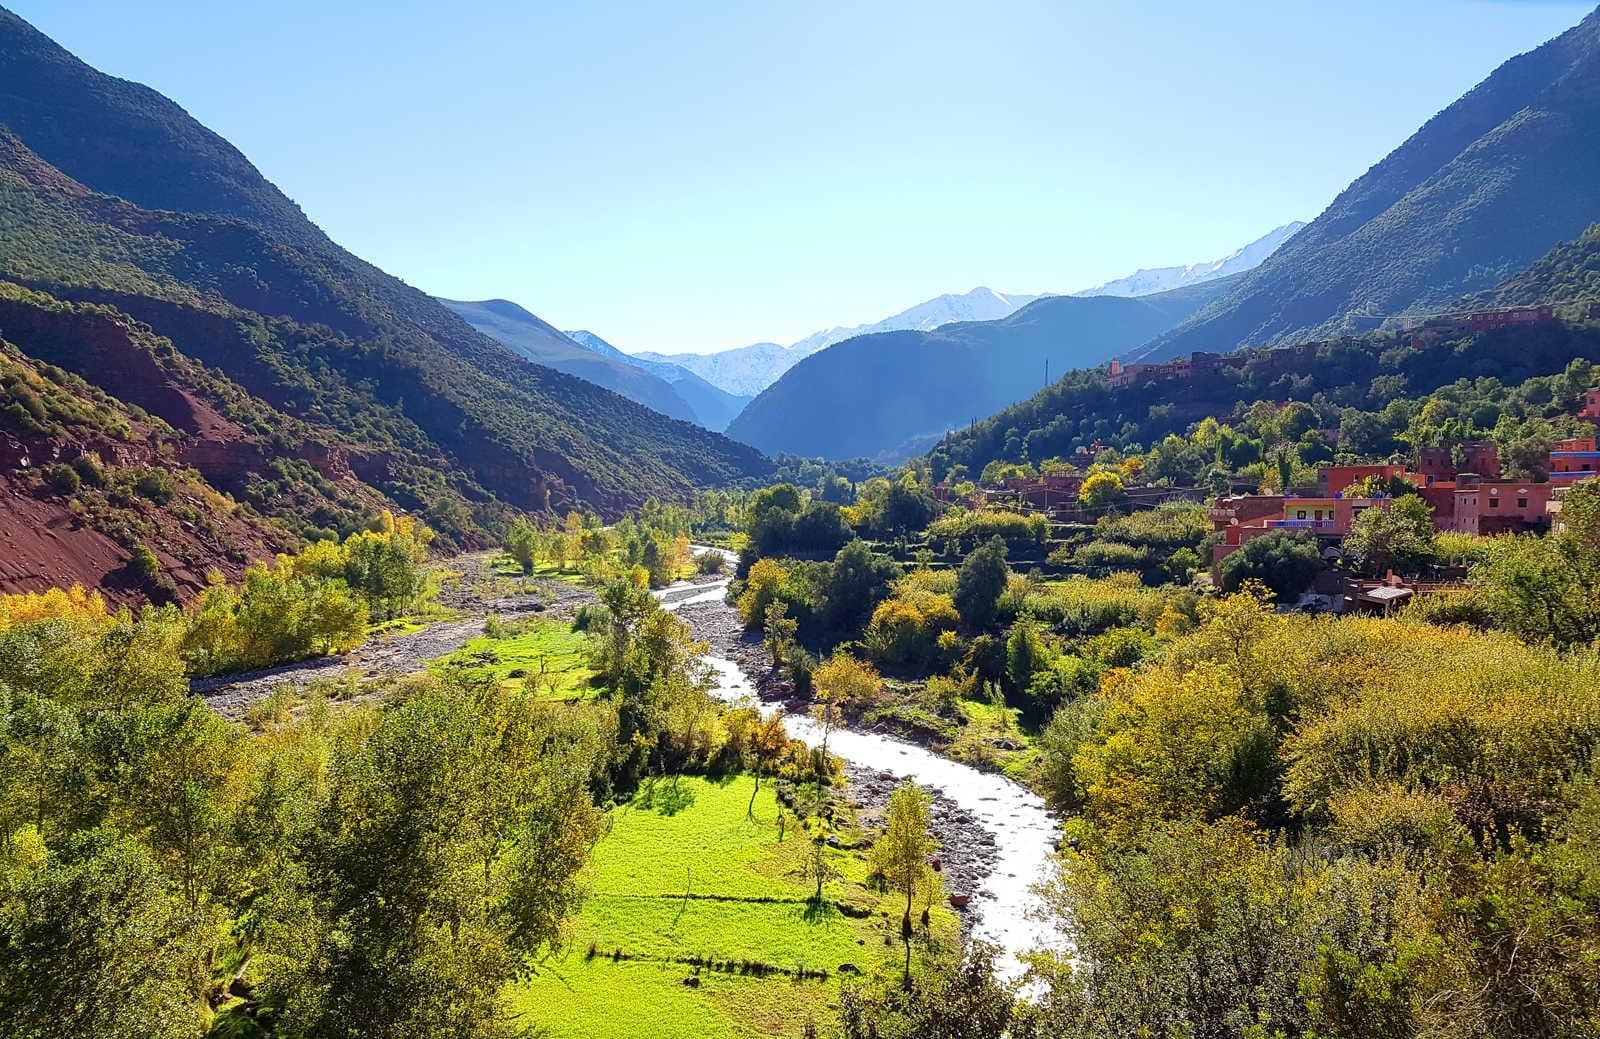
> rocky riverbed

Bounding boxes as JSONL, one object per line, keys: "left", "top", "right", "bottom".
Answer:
{"left": 197, "top": 553, "right": 596, "bottom": 719}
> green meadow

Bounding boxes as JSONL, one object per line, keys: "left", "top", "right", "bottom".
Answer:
{"left": 429, "top": 618, "right": 597, "bottom": 701}
{"left": 512, "top": 776, "right": 958, "bottom": 1039}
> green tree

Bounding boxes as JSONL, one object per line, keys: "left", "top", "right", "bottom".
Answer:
{"left": 1218, "top": 530, "right": 1321, "bottom": 603}
{"left": 955, "top": 536, "right": 1010, "bottom": 630}
{"left": 0, "top": 828, "right": 206, "bottom": 1039}
{"left": 1343, "top": 494, "right": 1436, "bottom": 577}
{"left": 871, "top": 780, "right": 941, "bottom": 984}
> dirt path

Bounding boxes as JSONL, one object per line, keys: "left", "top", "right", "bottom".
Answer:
{"left": 197, "top": 552, "right": 597, "bottom": 719}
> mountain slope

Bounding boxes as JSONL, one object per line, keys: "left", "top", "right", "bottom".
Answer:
{"left": 638, "top": 226, "right": 1304, "bottom": 398}
{"left": 439, "top": 300, "right": 700, "bottom": 424}
{"left": 564, "top": 330, "right": 750, "bottom": 431}
{"left": 726, "top": 278, "right": 1236, "bottom": 461}
{"left": 1133, "top": 8, "right": 1600, "bottom": 361}
{"left": 1074, "top": 222, "right": 1304, "bottom": 298}
{"left": 0, "top": 9, "right": 770, "bottom": 538}
{"left": 1471, "top": 222, "right": 1600, "bottom": 308}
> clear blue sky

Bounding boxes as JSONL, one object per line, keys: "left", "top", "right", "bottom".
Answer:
{"left": 11, "top": 1, "right": 1594, "bottom": 353}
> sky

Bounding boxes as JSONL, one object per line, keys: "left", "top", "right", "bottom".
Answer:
{"left": 10, "top": 1, "right": 1596, "bottom": 354}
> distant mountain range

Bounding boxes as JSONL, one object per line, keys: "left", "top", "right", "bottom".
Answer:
{"left": 1072, "top": 223, "right": 1305, "bottom": 298}
{"left": 1131, "top": 6, "right": 1600, "bottom": 362}
{"left": 438, "top": 300, "right": 748, "bottom": 431}
{"left": 726, "top": 277, "right": 1238, "bottom": 461}
{"left": 564, "top": 329, "right": 750, "bottom": 431}
{"left": 638, "top": 230, "right": 1301, "bottom": 398}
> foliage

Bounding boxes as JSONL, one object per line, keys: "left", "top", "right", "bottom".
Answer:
{"left": 954, "top": 536, "right": 1010, "bottom": 631}
{"left": 1343, "top": 494, "right": 1436, "bottom": 577}
{"left": 1218, "top": 529, "right": 1321, "bottom": 602}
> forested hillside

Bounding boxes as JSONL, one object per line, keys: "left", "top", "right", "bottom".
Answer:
{"left": 932, "top": 313, "right": 1600, "bottom": 479}
{"left": 0, "top": 8, "right": 770, "bottom": 594}
{"left": 1132, "top": 7, "right": 1600, "bottom": 361}
{"left": 729, "top": 278, "right": 1235, "bottom": 461}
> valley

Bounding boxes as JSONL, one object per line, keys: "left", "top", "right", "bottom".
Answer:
{"left": 6, "top": 5, "right": 1600, "bottom": 1039}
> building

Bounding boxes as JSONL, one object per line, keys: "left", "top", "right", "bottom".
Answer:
{"left": 1419, "top": 478, "right": 1481, "bottom": 533}
{"left": 1579, "top": 388, "right": 1600, "bottom": 421}
{"left": 1475, "top": 480, "right": 1552, "bottom": 534}
{"left": 1106, "top": 359, "right": 1150, "bottom": 390}
{"left": 1416, "top": 442, "right": 1500, "bottom": 483}
{"left": 1318, "top": 463, "right": 1416, "bottom": 497}
{"left": 1468, "top": 306, "right": 1555, "bottom": 331}
{"left": 1210, "top": 493, "right": 1391, "bottom": 574}
{"left": 1551, "top": 436, "right": 1600, "bottom": 485}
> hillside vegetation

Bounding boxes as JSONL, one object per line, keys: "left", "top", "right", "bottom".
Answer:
{"left": 0, "top": 10, "right": 771, "bottom": 582}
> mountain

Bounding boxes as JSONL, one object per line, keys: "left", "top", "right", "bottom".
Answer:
{"left": 0, "top": 6, "right": 770, "bottom": 584}
{"left": 787, "top": 287, "right": 1044, "bottom": 354}
{"left": 930, "top": 224, "right": 1600, "bottom": 481}
{"left": 640, "top": 227, "right": 1304, "bottom": 399}
{"left": 563, "top": 330, "right": 751, "bottom": 431}
{"left": 1073, "top": 222, "right": 1305, "bottom": 298}
{"left": 725, "top": 278, "right": 1236, "bottom": 461}
{"left": 438, "top": 299, "right": 701, "bottom": 424}
{"left": 1470, "top": 222, "right": 1600, "bottom": 309}
{"left": 639, "top": 341, "right": 805, "bottom": 399}
{"left": 1131, "top": 8, "right": 1600, "bottom": 362}
{"left": 639, "top": 288, "right": 1044, "bottom": 397}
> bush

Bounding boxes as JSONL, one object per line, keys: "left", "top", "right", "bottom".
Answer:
{"left": 1218, "top": 530, "right": 1321, "bottom": 603}
{"left": 132, "top": 468, "right": 176, "bottom": 505}
{"left": 42, "top": 463, "right": 80, "bottom": 495}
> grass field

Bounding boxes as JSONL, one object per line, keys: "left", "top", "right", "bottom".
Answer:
{"left": 428, "top": 618, "right": 597, "bottom": 700}
{"left": 511, "top": 776, "right": 958, "bottom": 1038}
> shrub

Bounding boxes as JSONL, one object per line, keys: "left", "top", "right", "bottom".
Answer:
{"left": 42, "top": 463, "right": 80, "bottom": 495}
{"left": 132, "top": 468, "right": 177, "bottom": 504}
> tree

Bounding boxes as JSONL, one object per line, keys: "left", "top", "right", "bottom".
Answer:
{"left": 505, "top": 519, "right": 541, "bottom": 574}
{"left": 746, "top": 713, "right": 790, "bottom": 819}
{"left": 290, "top": 682, "right": 602, "bottom": 1038}
{"left": 762, "top": 601, "right": 798, "bottom": 669}
{"left": 821, "top": 541, "right": 901, "bottom": 636}
{"left": 1218, "top": 530, "right": 1321, "bottom": 603}
{"left": 871, "top": 780, "right": 941, "bottom": 984}
{"left": 798, "top": 835, "right": 842, "bottom": 903}
{"left": 1343, "top": 495, "right": 1435, "bottom": 577}
{"left": 838, "top": 944, "right": 1015, "bottom": 1039}
{"left": 955, "top": 536, "right": 1010, "bottom": 630}
{"left": 0, "top": 828, "right": 206, "bottom": 1039}
{"left": 1078, "top": 470, "right": 1126, "bottom": 510}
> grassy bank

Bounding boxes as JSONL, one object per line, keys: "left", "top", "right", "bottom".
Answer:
{"left": 512, "top": 775, "right": 958, "bottom": 1038}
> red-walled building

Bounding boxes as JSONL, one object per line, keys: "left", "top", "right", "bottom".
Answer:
{"left": 1416, "top": 442, "right": 1500, "bottom": 483}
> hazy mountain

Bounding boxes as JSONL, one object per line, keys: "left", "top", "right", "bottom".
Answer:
{"left": 637, "top": 340, "right": 805, "bottom": 399}
{"left": 438, "top": 299, "right": 702, "bottom": 424}
{"left": 565, "top": 329, "right": 751, "bottom": 431}
{"left": 726, "top": 278, "right": 1237, "bottom": 461}
{"left": 642, "top": 229, "right": 1300, "bottom": 398}
{"left": 1131, "top": 7, "right": 1600, "bottom": 362}
{"left": 0, "top": 5, "right": 770, "bottom": 564}
{"left": 1074, "top": 222, "right": 1305, "bottom": 298}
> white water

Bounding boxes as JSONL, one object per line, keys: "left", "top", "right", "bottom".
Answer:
{"left": 656, "top": 551, "right": 1066, "bottom": 978}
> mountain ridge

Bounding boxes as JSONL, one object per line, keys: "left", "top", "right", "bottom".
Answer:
{"left": 1130, "top": 7, "right": 1600, "bottom": 361}
{"left": 726, "top": 276, "right": 1239, "bottom": 461}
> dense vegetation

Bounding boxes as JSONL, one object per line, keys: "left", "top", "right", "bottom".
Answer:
{"left": 933, "top": 317, "right": 1600, "bottom": 480}
{"left": 1135, "top": 8, "right": 1600, "bottom": 359}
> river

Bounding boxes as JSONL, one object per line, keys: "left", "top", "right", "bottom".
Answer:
{"left": 658, "top": 550, "right": 1065, "bottom": 979}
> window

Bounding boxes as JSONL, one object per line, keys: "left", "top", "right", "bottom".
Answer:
{"left": 1518, "top": 497, "right": 1528, "bottom": 509}
{"left": 1296, "top": 510, "right": 1306, "bottom": 520}
{"left": 1488, "top": 497, "right": 1499, "bottom": 509}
